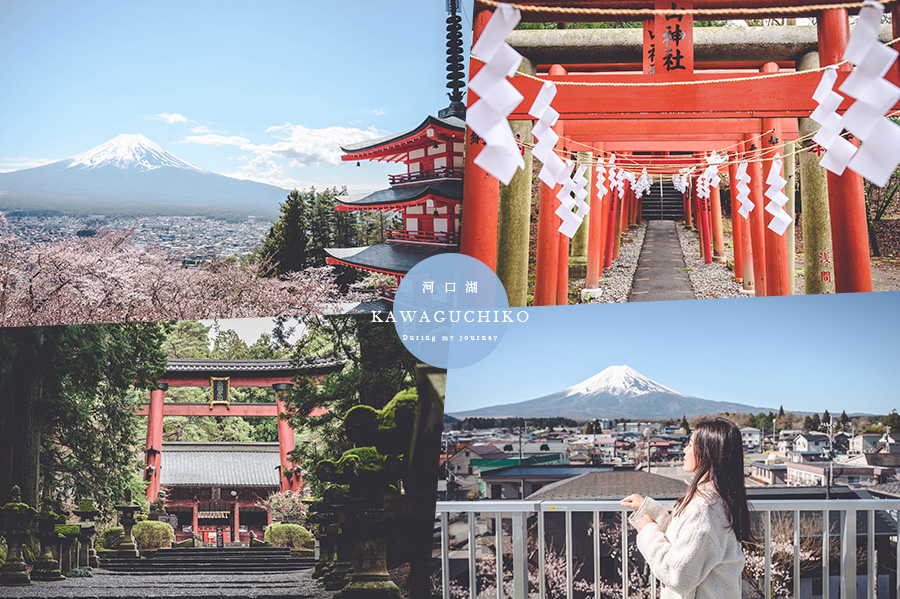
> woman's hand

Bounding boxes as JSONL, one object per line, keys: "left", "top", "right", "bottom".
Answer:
{"left": 619, "top": 494, "right": 645, "bottom": 510}
{"left": 636, "top": 514, "right": 656, "bottom": 531}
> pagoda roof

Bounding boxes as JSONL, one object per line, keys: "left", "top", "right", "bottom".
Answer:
{"left": 325, "top": 243, "right": 456, "bottom": 276}
{"left": 335, "top": 181, "right": 461, "bottom": 211}
{"left": 160, "top": 443, "right": 281, "bottom": 488}
{"left": 341, "top": 115, "right": 464, "bottom": 163}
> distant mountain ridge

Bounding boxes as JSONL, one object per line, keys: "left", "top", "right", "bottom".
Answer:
{"left": 0, "top": 134, "right": 288, "bottom": 218}
{"left": 449, "top": 365, "right": 774, "bottom": 420}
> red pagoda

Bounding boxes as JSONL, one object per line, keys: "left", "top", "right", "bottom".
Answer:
{"left": 324, "top": 0, "right": 466, "bottom": 308}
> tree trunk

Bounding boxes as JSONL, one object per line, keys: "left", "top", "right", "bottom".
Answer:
{"left": 867, "top": 219, "right": 881, "bottom": 258}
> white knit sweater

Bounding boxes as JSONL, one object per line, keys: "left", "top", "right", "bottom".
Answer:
{"left": 628, "top": 486, "right": 745, "bottom": 599}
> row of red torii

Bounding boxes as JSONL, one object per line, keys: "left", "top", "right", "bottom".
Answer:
{"left": 458, "top": 0, "right": 900, "bottom": 305}
{"left": 138, "top": 358, "right": 340, "bottom": 502}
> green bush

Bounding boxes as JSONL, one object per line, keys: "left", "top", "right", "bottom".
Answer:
{"left": 264, "top": 523, "right": 313, "bottom": 548}
{"left": 132, "top": 521, "right": 174, "bottom": 550}
{"left": 99, "top": 526, "right": 124, "bottom": 549}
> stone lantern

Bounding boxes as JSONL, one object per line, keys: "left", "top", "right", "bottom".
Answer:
{"left": 32, "top": 499, "right": 66, "bottom": 581}
{"left": 112, "top": 490, "right": 141, "bottom": 558}
{"left": 0, "top": 486, "right": 37, "bottom": 586}
{"left": 73, "top": 500, "right": 101, "bottom": 569}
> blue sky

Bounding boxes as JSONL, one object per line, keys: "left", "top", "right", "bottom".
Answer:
{"left": 445, "top": 292, "right": 900, "bottom": 417}
{"left": 0, "top": 0, "right": 473, "bottom": 193}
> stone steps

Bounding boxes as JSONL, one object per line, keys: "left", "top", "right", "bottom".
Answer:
{"left": 100, "top": 547, "right": 314, "bottom": 574}
{"left": 642, "top": 181, "right": 684, "bottom": 221}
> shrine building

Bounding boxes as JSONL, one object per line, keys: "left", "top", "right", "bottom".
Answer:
{"left": 139, "top": 357, "right": 342, "bottom": 532}
{"left": 324, "top": 0, "right": 467, "bottom": 311}
{"left": 160, "top": 442, "right": 279, "bottom": 544}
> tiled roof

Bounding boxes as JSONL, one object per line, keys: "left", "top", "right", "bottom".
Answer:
{"left": 335, "top": 181, "right": 461, "bottom": 208}
{"left": 341, "top": 115, "right": 465, "bottom": 153}
{"left": 160, "top": 443, "right": 281, "bottom": 487}
{"left": 527, "top": 471, "right": 687, "bottom": 501}
{"left": 325, "top": 243, "right": 456, "bottom": 275}
{"left": 166, "top": 357, "right": 343, "bottom": 373}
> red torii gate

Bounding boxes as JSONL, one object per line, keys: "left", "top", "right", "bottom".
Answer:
{"left": 138, "top": 358, "right": 341, "bottom": 502}
{"left": 461, "top": 0, "right": 900, "bottom": 304}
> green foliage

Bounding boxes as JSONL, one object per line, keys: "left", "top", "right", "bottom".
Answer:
{"left": 258, "top": 187, "right": 363, "bottom": 277}
{"left": 749, "top": 411, "right": 776, "bottom": 431}
{"left": 132, "top": 521, "right": 174, "bottom": 550}
{"left": 65, "top": 568, "right": 93, "bottom": 578}
{"left": 76, "top": 500, "right": 98, "bottom": 513}
{"left": 284, "top": 317, "right": 416, "bottom": 495}
{"left": 264, "top": 523, "right": 313, "bottom": 548}
{"left": 885, "top": 409, "right": 900, "bottom": 431}
{"left": 0, "top": 323, "right": 170, "bottom": 511}
{"left": 98, "top": 527, "right": 124, "bottom": 549}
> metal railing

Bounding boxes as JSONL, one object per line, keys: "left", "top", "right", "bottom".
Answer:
{"left": 388, "top": 165, "right": 463, "bottom": 185}
{"left": 434, "top": 499, "right": 900, "bottom": 599}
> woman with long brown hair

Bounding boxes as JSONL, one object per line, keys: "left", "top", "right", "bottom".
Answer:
{"left": 620, "top": 418, "right": 752, "bottom": 599}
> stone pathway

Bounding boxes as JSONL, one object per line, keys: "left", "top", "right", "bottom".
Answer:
{"left": 628, "top": 220, "right": 695, "bottom": 301}
{"left": 0, "top": 569, "right": 334, "bottom": 598}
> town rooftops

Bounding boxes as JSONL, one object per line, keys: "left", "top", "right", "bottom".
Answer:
{"left": 324, "top": 243, "right": 456, "bottom": 276}
{"left": 159, "top": 442, "right": 281, "bottom": 488}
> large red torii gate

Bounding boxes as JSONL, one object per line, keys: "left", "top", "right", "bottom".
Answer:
{"left": 461, "top": 0, "right": 900, "bottom": 304}
{"left": 138, "top": 358, "right": 341, "bottom": 502}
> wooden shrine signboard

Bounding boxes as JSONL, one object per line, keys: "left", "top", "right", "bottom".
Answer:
{"left": 644, "top": 0, "right": 693, "bottom": 76}
{"left": 210, "top": 377, "right": 230, "bottom": 409}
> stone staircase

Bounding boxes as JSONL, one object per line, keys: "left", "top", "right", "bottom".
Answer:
{"left": 100, "top": 546, "right": 315, "bottom": 574}
{"left": 641, "top": 180, "right": 684, "bottom": 221}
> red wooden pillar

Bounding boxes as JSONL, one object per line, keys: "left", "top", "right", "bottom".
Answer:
{"left": 613, "top": 179, "right": 627, "bottom": 259}
{"left": 534, "top": 65, "right": 567, "bottom": 306}
{"left": 234, "top": 502, "right": 241, "bottom": 543}
{"left": 604, "top": 177, "right": 619, "bottom": 268}
{"left": 817, "top": 9, "right": 872, "bottom": 293}
{"left": 745, "top": 134, "right": 768, "bottom": 296}
{"left": 192, "top": 503, "right": 199, "bottom": 537}
{"left": 683, "top": 189, "right": 693, "bottom": 228}
{"left": 586, "top": 145, "right": 607, "bottom": 287}
{"left": 710, "top": 180, "right": 725, "bottom": 261}
{"left": 459, "top": 8, "right": 499, "bottom": 271}
{"left": 761, "top": 101, "right": 791, "bottom": 296}
{"left": 557, "top": 233, "right": 569, "bottom": 305}
{"left": 145, "top": 383, "right": 166, "bottom": 502}
{"left": 728, "top": 154, "right": 743, "bottom": 282}
{"left": 698, "top": 177, "right": 713, "bottom": 265}
{"left": 274, "top": 383, "right": 298, "bottom": 493}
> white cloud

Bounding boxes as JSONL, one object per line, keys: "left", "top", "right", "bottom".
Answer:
{"left": 363, "top": 108, "right": 387, "bottom": 117}
{"left": 179, "top": 133, "right": 253, "bottom": 148}
{"left": 256, "top": 122, "right": 385, "bottom": 167}
{"left": 0, "top": 157, "right": 57, "bottom": 173}
{"left": 190, "top": 125, "right": 211, "bottom": 134}
{"left": 156, "top": 113, "right": 189, "bottom": 124}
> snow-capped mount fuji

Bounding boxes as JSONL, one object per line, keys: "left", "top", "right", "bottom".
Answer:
{"left": 0, "top": 134, "right": 288, "bottom": 218}
{"left": 564, "top": 365, "right": 686, "bottom": 398}
{"left": 66, "top": 134, "right": 207, "bottom": 173}
{"left": 449, "top": 365, "right": 773, "bottom": 420}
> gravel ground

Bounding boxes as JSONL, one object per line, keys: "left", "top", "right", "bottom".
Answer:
{"left": 577, "top": 223, "right": 647, "bottom": 303}
{"left": 0, "top": 569, "right": 334, "bottom": 598}
{"left": 794, "top": 256, "right": 900, "bottom": 294}
{"left": 675, "top": 223, "right": 747, "bottom": 300}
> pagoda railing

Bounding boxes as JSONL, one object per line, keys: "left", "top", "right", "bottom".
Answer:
{"left": 387, "top": 229, "right": 458, "bottom": 245}
{"left": 434, "top": 498, "right": 900, "bottom": 599}
{"left": 388, "top": 166, "right": 463, "bottom": 185}
{"left": 377, "top": 286, "right": 396, "bottom": 303}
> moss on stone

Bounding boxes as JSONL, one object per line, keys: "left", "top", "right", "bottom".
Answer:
{"left": 54, "top": 524, "right": 80, "bottom": 536}
{"left": 0, "top": 502, "right": 36, "bottom": 517}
